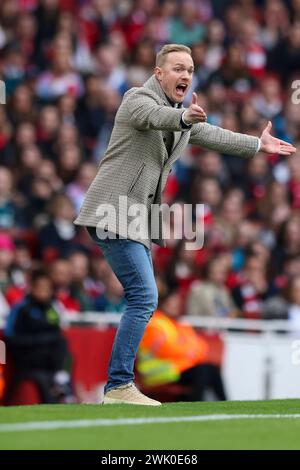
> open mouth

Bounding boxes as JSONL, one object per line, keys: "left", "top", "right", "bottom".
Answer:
{"left": 175, "top": 83, "right": 188, "bottom": 97}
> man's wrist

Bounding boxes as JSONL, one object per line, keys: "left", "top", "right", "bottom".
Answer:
{"left": 181, "top": 111, "right": 192, "bottom": 128}
{"left": 256, "top": 138, "right": 262, "bottom": 153}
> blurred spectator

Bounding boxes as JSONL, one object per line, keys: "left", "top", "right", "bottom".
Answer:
{"left": 268, "top": 21, "right": 300, "bottom": 85}
{"left": 241, "top": 18, "right": 266, "bottom": 79}
{"left": 55, "top": 122, "right": 83, "bottom": 162}
{"left": 244, "top": 153, "right": 271, "bottom": 203}
{"left": 56, "top": 11, "right": 94, "bottom": 74}
{"left": 169, "top": 1, "right": 206, "bottom": 46}
{"left": 36, "top": 41, "right": 84, "bottom": 101}
{"left": 36, "top": 158, "right": 63, "bottom": 193}
{"left": 57, "top": 93, "right": 77, "bottom": 125}
{"left": 251, "top": 75, "right": 283, "bottom": 120}
{"left": 273, "top": 214, "right": 300, "bottom": 275}
{"left": 263, "top": 274, "right": 300, "bottom": 325}
{"left": 189, "top": 42, "right": 211, "bottom": 94}
{"left": 137, "top": 289, "right": 207, "bottom": 387}
{"left": 204, "top": 19, "right": 225, "bottom": 73}
{"left": 25, "top": 159, "right": 63, "bottom": 227}
{"left": 68, "top": 250, "right": 94, "bottom": 312}
{"left": 38, "top": 193, "right": 79, "bottom": 260}
{"left": 240, "top": 102, "right": 261, "bottom": 132}
{"left": 165, "top": 239, "right": 202, "bottom": 293}
{"left": 92, "top": 84, "right": 121, "bottom": 160}
{"left": 3, "top": 122, "right": 37, "bottom": 169}
{"left": 57, "top": 143, "right": 82, "bottom": 184}
{"left": 230, "top": 220, "right": 262, "bottom": 273}
{"left": 288, "top": 152, "right": 300, "bottom": 209}
{"left": 49, "top": 258, "right": 80, "bottom": 312}
{"left": 0, "top": 107, "right": 12, "bottom": 157}
{"left": 34, "top": 0, "right": 60, "bottom": 68}
{"left": 8, "top": 84, "right": 36, "bottom": 126}
{"left": 13, "top": 11, "right": 37, "bottom": 57}
{"left": 93, "top": 43, "right": 127, "bottom": 94}
{"left": 120, "top": 0, "right": 158, "bottom": 49}
{"left": 0, "top": 233, "right": 15, "bottom": 299}
{"left": 138, "top": 289, "right": 227, "bottom": 401}
{"left": 94, "top": 272, "right": 126, "bottom": 313}
{"left": 88, "top": 254, "right": 114, "bottom": 299}
{"left": 187, "top": 255, "right": 238, "bottom": 318}
{"left": 126, "top": 39, "right": 154, "bottom": 87}
{"left": 0, "top": 290, "right": 10, "bottom": 323}
{"left": 75, "top": 74, "right": 106, "bottom": 154}
{"left": 192, "top": 150, "right": 231, "bottom": 191}
{"left": 66, "top": 162, "right": 97, "bottom": 214}
{"left": 4, "top": 268, "right": 74, "bottom": 403}
{"left": 208, "top": 42, "right": 253, "bottom": 98}
{"left": 26, "top": 176, "right": 56, "bottom": 228}
{"left": 17, "top": 145, "right": 43, "bottom": 197}
{"left": 232, "top": 254, "right": 277, "bottom": 319}
{"left": 211, "top": 189, "right": 246, "bottom": 250}
{"left": 260, "top": 0, "right": 290, "bottom": 51}
{"left": 190, "top": 176, "right": 223, "bottom": 219}
{"left": 1, "top": 46, "right": 27, "bottom": 97}
{"left": 4, "top": 239, "right": 33, "bottom": 308}
{"left": 291, "top": 0, "right": 300, "bottom": 21}
{"left": 37, "top": 105, "right": 60, "bottom": 159}
{"left": 0, "top": 167, "right": 27, "bottom": 229}
{"left": 257, "top": 180, "right": 291, "bottom": 233}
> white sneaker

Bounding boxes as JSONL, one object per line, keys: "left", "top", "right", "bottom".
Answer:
{"left": 103, "top": 383, "right": 162, "bottom": 406}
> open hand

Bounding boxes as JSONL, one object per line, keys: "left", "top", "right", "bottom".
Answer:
{"left": 260, "top": 121, "right": 296, "bottom": 156}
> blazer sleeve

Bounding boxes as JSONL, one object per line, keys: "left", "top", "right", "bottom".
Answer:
{"left": 126, "top": 88, "right": 187, "bottom": 132}
{"left": 189, "top": 122, "right": 260, "bottom": 159}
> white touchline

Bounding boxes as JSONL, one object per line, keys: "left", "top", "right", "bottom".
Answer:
{"left": 1, "top": 414, "right": 300, "bottom": 432}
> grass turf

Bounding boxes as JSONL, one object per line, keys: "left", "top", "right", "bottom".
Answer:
{"left": 0, "top": 399, "right": 300, "bottom": 450}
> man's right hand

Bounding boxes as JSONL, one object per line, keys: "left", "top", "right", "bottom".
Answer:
{"left": 182, "top": 93, "right": 207, "bottom": 124}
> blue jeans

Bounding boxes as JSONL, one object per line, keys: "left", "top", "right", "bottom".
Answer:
{"left": 87, "top": 228, "right": 158, "bottom": 394}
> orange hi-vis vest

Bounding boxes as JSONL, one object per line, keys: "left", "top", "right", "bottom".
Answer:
{"left": 138, "top": 310, "right": 208, "bottom": 386}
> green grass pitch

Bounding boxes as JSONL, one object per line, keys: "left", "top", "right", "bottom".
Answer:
{"left": 1, "top": 399, "right": 300, "bottom": 450}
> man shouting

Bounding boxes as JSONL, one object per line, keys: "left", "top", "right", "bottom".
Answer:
{"left": 75, "top": 44, "right": 296, "bottom": 406}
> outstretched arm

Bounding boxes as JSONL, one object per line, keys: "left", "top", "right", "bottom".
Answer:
{"left": 189, "top": 122, "right": 260, "bottom": 158}
{"left": 185, "top": 93, "right": 296, "bottom": 158}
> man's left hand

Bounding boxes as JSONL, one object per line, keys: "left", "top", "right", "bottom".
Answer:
{"left": 260, "top": 121, "right": 296, "bottom": 156}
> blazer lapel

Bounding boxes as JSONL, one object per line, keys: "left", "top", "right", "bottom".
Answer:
{"left": 172, "top": 131, "right": 182, "bottom": 152}
{"left": 143, "top": 75, "right": 189, "bottom": 165}
{"left": 169, "top": 132, "right": 190, "bottom": 167}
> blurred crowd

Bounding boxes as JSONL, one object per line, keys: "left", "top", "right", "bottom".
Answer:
{"left": 1, "top": 0, "right": 300, "bottom": 329}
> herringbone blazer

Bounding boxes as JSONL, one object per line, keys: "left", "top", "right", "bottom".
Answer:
{"left": 74, "top": 75, "right": 259, "bottom": 248}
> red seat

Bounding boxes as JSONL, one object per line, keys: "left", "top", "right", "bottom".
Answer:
{"left": 6, "top": 380, "right": 41, "bottom": 406}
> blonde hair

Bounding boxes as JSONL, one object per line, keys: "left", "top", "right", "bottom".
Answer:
{"left": 156, "top": 44, "right": 192, "bottom": 67}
